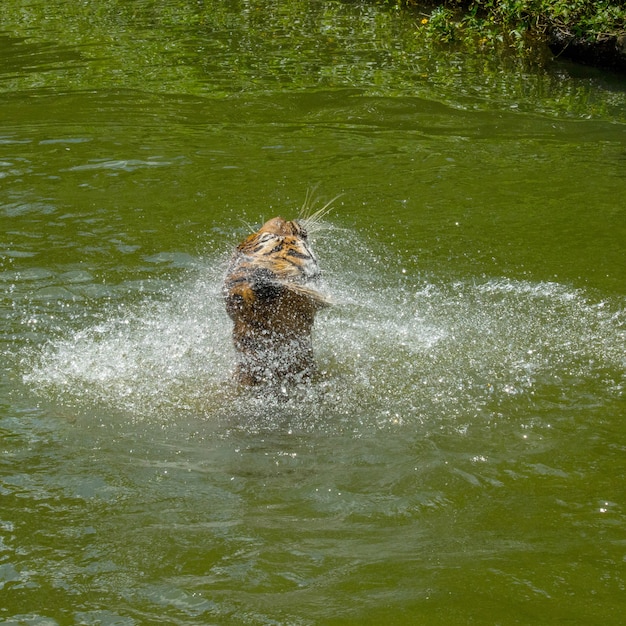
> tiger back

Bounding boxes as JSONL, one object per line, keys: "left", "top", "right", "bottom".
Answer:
{"left": 223, "top": 216, "right": 330, "bottom": 386}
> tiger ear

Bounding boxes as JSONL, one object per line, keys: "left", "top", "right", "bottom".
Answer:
{"left": 259, "top": 216, "right": 287, "bottom": 235}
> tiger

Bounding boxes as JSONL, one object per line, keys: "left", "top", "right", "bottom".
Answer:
{"left": 223, "top": 197, "right": 335, "bottom": 386}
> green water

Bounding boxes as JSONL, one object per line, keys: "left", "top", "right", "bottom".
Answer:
{"left": 1, "top": 1, "right": 625, "bottom": 624}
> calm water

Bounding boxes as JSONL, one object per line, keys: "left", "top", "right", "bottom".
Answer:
{"left": 1, "top": 1, "right": 626, "bottom": 624}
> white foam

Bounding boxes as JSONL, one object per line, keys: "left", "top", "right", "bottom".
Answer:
{"left": 23, "top": 231, "right": 625, "bottom": 432}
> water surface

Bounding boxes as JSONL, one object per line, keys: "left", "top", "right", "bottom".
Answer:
{"left": 1, "top": 1, "right": 625, "bottom": 624}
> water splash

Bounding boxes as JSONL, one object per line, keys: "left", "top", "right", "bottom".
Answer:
{"left": 22, "top": 228, "right": 625, "bottom": 435}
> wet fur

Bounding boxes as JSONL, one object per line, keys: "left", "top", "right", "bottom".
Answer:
{"left": 223, "top": 201, "right": 334, "bottom": 386}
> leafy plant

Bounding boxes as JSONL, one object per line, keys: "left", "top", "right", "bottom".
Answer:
{"left": 404, "top": 0, "right": 626, "bottom": 57}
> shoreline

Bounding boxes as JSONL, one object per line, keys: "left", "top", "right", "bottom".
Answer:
{"left": 547, "top": 27, "right": 626, "bottom": 73}
{"left": 394, "top": 1, "right": 626, "bottom": 74}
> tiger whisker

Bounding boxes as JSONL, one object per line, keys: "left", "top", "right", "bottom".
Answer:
{"left": 297, "top": 189, "right": 313, "bottom": 223}
{"left": 300, "top": 191, "right": 342, "bottom": 233}
{"left": 239, "top": 218, "right": 256, "bottom": 234}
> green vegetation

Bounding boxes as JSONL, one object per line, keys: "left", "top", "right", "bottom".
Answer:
{"left": 391, "top": 1, "right": 626, "bottom": 70}
{"left": 2, "top": 0, "right": 626, "bottom": 121}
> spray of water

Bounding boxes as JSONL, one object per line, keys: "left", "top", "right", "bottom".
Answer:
{"left": 23, "top": 225, "right": 625, "bottom": 434}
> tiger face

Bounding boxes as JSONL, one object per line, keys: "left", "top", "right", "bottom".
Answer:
{"left": 223, "top": 215, "right": 330, "bottom": 386}
{"left": 232, "top": 217, "right": 322, "bottom": 284}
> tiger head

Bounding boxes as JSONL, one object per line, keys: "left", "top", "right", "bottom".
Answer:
{"left": 235, "top": 216, "right": 322, "bottom": 285}
{"left": 223, "top": 205, "right": 333, "bottom": 387}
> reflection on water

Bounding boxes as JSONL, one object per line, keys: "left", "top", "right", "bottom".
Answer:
{"left": 2, "top": 0, "right": 626, "bottom": 120}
